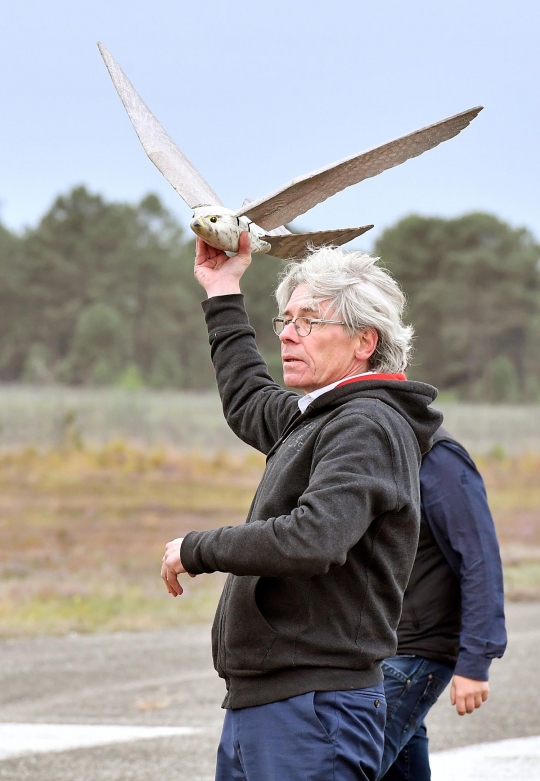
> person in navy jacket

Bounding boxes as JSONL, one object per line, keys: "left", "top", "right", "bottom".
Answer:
{"left": 379, "top": 427, "right": 507, "bottom": 780}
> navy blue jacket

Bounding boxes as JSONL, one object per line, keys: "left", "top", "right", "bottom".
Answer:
{"left": 420, "top": 438, "right": 507, "bottom": 680}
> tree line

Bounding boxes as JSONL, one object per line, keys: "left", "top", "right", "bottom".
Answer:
{"left": 1, "top": 186, "right": 538, "bottom": 401}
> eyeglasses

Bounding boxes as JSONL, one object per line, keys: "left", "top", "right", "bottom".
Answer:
{"left": 272, "top": 316, "right": 346, "bottom": 337}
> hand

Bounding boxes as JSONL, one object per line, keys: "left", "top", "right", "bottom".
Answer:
{"left": 194, "top": 231, "right": 252, "bottom": 297}
{"left": 161, "top": 537, "right": 196, "bottom": 597}
{"left": 450, "top": 675, "right": 489, "bottom": 715}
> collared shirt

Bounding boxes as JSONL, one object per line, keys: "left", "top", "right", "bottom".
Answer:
{"left": 297, "top": 372, "right": 374, "bottom": 414}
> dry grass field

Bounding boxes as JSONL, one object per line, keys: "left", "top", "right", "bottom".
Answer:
{"left": 0, "top": 438, "right": 539, "bottom": 637}
{"left": 476, "top": 452, "right": 540, "bottom": 599}
{"left": 0, "top": 444, "right": 264, "bottom": 637}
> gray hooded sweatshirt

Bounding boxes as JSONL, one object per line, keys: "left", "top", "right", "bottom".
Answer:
{"left": 181, "top": 295, "right": 442, "bottom": 709}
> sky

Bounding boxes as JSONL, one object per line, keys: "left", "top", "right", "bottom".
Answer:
{"left": 1, "top": 0, "right": 539, "bottom": 249}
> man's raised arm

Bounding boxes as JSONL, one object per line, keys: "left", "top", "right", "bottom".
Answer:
{"left": 194, "top": 233, "right": 300, "bottom": 453}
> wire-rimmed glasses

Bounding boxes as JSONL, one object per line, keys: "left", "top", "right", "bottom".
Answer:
{"left": 272, "top": 316, "right": 346, "bottom": 337}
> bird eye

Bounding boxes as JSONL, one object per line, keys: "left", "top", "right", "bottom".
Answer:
{"left": 210, "top": 216, "right": 218, "bottom": 223}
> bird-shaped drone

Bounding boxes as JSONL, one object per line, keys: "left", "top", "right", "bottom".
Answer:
{"left": 98, "top": 43, "right": 482, "bottom": 260}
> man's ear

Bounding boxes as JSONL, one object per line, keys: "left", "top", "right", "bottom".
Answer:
{"left": 354, "top": 328, "right": 378, "bottom": 363}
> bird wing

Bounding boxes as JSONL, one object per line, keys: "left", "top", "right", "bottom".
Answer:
{"left": 265, "top": 225, "right": 292, "bottom": 236}
{"left": 264, "top": 226, "right": 373, "bottom": 260}
{"left": 237, "top": 107, "right": 483, "bottom": 232}
{"left": 98, "top": 43, "right": 223, "bottom": 209}
{"left": 242, "top": 198, "right": 291, "bottom": 235}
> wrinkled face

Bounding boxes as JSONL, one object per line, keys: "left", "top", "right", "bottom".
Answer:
{"left": 279, "top": 284, "right": 374, "bottom": 393}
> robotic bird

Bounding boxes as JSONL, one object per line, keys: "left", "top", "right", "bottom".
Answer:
{"left": 98, "top": 43, "right": 482, "bottom": 260}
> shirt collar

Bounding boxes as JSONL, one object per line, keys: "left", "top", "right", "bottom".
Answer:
{"left": 297, "top": 372, "right": 375, "bottom": 414}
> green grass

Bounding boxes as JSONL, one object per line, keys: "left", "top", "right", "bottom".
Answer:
{"left": 0, "top": 386, "right": 243, "bottom": 452}
{"left": 0, "top": 385, "right": 539, "bottom": 455}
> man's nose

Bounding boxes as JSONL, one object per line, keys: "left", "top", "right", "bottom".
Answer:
{"left": 279, "top": 322, "right": 299, "bottom": 342}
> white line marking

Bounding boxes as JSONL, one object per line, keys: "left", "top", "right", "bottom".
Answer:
{"left": 2, "top": 724, "right": 539, "bottom": 777}
{"left": 431, "top": 735, "right": 540, "bottom": 780}
{"left": 0, "top": 723, "right": 201, "bottom": 761}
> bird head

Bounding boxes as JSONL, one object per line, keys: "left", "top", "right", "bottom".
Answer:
{"left": 191, "top": 206, "right": 235, "bottom": 234}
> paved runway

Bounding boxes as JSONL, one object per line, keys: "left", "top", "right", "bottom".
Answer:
{"left": 0, "top": 602, "right": 538, "bottom": 780}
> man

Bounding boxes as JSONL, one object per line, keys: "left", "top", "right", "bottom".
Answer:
{"left": 162, "top": 233, "right": 442, "bottom": 781}
{"left": 379, "top": 427, "right": 507, "bottom": 780}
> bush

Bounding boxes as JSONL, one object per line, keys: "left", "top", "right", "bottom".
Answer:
{"left": 63, "top": 303, "right": 130, "bottom": 385}
{"left": 149, "top": 348, "right": 183, "bottom": 389}
{"left": 116, "top": 364, "right": 145, "bottom": 390}
{"left": 484, "top": 356, "right": 520, "bottom": 403}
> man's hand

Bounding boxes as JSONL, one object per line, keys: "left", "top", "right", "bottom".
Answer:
{"left": 450, "top": 675, "right": 489, "bottom": 715}
{"left": 161, "top": 537, "right": 195, "bottom": 597}
{"left": 194, "top": 232, "right": 252, "bottom": 298}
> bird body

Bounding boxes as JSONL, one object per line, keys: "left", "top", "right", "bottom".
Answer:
{"left": 97, "top": 43, "right": 482, "bottom": 260}
{"left": 190, "top": 207, "right": 271, "bottom": 255}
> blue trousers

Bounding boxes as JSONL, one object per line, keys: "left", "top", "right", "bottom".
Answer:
{"left": 216, "top": 686, "right": 386, "bottom": 781}
{"left": 378, "top": 655, "right": 454, "bottom": 780}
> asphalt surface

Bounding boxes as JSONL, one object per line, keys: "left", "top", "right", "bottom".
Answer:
{"left": 0, "top": 601, "right": 538, "bottom": 780}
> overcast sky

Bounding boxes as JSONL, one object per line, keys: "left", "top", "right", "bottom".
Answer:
{"left": 1, "top": 0, "right": 538, "bottom": 249}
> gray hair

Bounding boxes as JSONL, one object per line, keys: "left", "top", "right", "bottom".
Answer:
{"left": 275, "top": 246, "right": 414, "bottom": 373}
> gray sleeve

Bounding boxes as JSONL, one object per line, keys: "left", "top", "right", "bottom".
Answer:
{"left": 181, "top": 413, "right": 399, "bottom": 578}
{"left": 202, "top": 294, "right": 300, "bottom": 454}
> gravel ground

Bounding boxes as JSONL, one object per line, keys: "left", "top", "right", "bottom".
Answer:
{"left": 0, "top": 602, "right": 538, "bottom": 780}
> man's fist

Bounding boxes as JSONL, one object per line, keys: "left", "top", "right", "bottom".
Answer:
{"left": 161, "top": 537, "right": 195, "bottom": 597}
{"left": 451, "top": 675, "right": 489, "bottom": 715}
{"left": 194, "top": 231, "right": 252, "bottom": 297}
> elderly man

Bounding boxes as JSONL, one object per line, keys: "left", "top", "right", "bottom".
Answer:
{"left": 162, "top": 233, "right": 442, "bottom": 781}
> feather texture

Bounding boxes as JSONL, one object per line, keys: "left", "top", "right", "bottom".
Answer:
{"left": 264, "top": 226, "right": 373, "bottom": 260}
{"left": 98, "top": 43, "right": 223, "bottom": 209}
{"left": 237, "top": 108, "right": 483, "bottom": 231}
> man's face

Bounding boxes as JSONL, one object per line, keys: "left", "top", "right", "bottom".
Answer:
{"left": 280, "top": 284, "right": 373, "bottom": 393}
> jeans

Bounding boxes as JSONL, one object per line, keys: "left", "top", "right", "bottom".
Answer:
{"left": 216, "top": 686, "right": 387, "bottom": 781}
{"left": 378, "top": 655, "right": 454, "bottom": 780}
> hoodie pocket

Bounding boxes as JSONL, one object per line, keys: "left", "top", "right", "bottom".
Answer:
{"left": 212, "top": 576, "right": 233, "bottom": 676}
{"left": 221, "top": 575, "right": 279, "bottom": 673}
